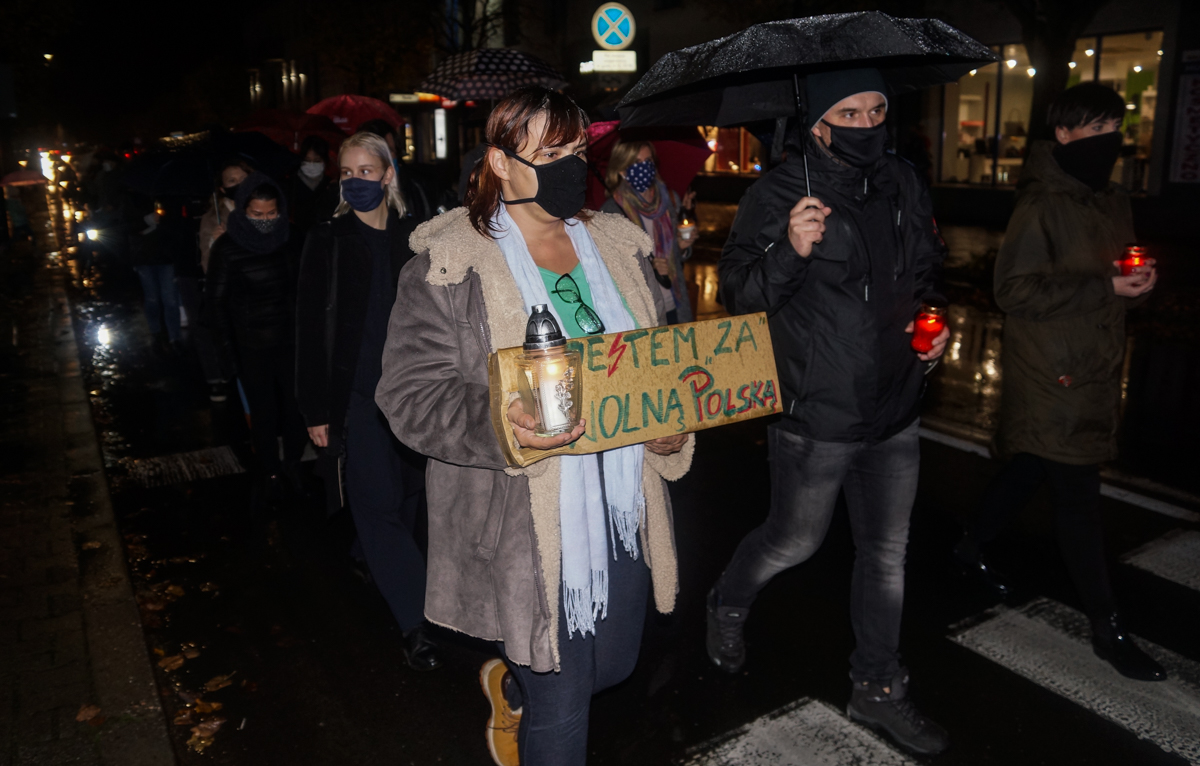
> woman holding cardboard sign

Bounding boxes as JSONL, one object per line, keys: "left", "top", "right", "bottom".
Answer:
{"left": 374, "top": 86, "right": 692, "bottom": 766}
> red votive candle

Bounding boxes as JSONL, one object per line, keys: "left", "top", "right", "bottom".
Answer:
{"left": 911, "top": 303, "right": 947, "bottom": 354}
{"left": 1120, "top": 244, "right": 1146, "bottom": 276}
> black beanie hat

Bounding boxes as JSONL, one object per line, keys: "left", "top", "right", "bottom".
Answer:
{"left": 805, "top": 68, "right": 889, "bottom": 130}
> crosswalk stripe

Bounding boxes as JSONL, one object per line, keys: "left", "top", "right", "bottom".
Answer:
{"left": 1122, "top": 530, "right": 1200, "bottom": 592}
{"left": 682, "top": 697, "right": 917, "bottom": 766}
{"left": 951, "top": 597, "right": 1200, "bottom": 765}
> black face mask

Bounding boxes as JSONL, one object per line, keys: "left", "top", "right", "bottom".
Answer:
{"left": 220, "top": 184, "right": 241, "bottom": 200}
{"left": 497, "top": 147, "right": 587, "bottom": 220}
{"left": 821, "top": 120, "right": 889, "bottom": 168}
{"left": 1052, "top": 131, "right": 1122, "bottom": 191}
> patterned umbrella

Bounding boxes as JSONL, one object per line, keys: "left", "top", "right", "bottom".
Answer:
{"left": 419, "top": 48, "right": 569, "bottom": 101}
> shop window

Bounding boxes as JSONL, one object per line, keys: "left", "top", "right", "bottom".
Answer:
{"left": 936, "top": 31, "right": 1163, "bottom": 192}
{"left": 701, "top": 127, "right": 763, "bottom": 175}
{"left": 939, "top": 57, "right": 1000, "bottom": 184}
{"left": 1097, "top": 31, "right": 1163, "bottom": 192}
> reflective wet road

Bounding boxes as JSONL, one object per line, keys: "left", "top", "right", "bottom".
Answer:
{"left": 30, "top": 188, "right": 1200, "bottom": 764}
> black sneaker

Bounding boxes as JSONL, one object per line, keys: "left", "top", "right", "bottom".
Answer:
{"left": 208, "top": 383, "right": 228, "bottom": 403}
{"left": 847, "top": 669, "right": 949, "bottom": 755}
{"left": 1091, "top": 613, "right": 1166, "bottom": 681}
{"left": 706, "top": 588, "right": 749, "bottom": 674}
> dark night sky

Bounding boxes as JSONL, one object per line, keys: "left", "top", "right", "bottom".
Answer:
{"left": 15, "top": 0, "right": 296, "bottom": 145}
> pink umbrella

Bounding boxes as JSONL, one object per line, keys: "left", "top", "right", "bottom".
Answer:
{"left": 585, "top": 120, "right": 712, "bottom": 210}
{"left": 306, "top": 95, "right": 404, "bottom": 135}
{"left": 0, "top": 169, "right": 50, "bottom": 187}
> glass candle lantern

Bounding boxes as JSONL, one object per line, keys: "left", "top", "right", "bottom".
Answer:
{"left": 911, "top": 302, "right": 947, "bottom": 354}
{"left": 514, "top": 305, "right": 582, "bottom": 438}
{"left": 677, "top": 215, "right": 697, "bottom": 247}
{"left": 1119, "top": 244, "right": 1147, "bottom": 276}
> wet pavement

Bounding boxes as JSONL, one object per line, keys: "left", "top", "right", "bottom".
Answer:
{"left": 14, "top": 186, "right": 1200, "bottom": 764}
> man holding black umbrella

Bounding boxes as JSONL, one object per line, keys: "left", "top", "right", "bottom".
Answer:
{"left": 709, "top": 68, "right": 950, "bottom": 756}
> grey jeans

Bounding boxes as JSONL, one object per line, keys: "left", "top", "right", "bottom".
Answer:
{"left": 716, "top": 419, "right": 920, "bottom": 683}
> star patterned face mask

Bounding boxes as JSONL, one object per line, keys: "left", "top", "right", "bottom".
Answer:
{"left": 624, "top": 158, "right": 656, "bottom": 194}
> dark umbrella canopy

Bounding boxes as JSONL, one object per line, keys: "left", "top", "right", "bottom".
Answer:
{"left": 123, "top": 130, "right": 301, "bottom": 198}
{"left": 419, "top": 48, "right": 569, "bottom": 101}
{"left": 618, "top": 12, "right": 997, "bottom": 128}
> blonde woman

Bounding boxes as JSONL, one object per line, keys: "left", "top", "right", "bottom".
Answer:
{"left": 601, "top": 140, "right": 694, "bottom": 323}
{"left": 294, "top": 132, "right": 440, "bottom": 671}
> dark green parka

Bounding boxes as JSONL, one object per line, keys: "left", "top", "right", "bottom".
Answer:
{"left": 994, "top": 140, "right": 1142, "bottom": 465}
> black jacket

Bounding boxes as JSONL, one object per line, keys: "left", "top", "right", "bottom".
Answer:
{"left": 205, "top": 229, "right": 301, "bottom": 352}
{"left": 286, "top": 174, "right": 340, "bottom": 236}
{"left": 719, "top": 134, "right": 946, "bottom": 442}
{"left": 295, "top": 210, "right": 420, "bottom": 511}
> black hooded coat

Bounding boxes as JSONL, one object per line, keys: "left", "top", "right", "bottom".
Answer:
{"left": 205, "top": 173, "right": 302, "bottom": 352}
{"left": 719, "top": 131, "right": 946, "bottom": 442}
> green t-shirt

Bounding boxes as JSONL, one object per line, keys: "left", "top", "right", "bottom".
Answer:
{"left": 539, "top": 263, "right": 599, "bottom": 339}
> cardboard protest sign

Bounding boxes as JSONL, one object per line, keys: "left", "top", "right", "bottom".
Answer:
{"left": 488, "top": 313, "right": 780, "bottom": 468}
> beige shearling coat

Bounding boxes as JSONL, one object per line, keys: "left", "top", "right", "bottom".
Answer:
{"left": 375, "top": 208, "right": 694, "bottom": 672}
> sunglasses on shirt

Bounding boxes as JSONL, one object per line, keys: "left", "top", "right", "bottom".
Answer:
{"left": 552, "top": 272, "right": 605, "bottom": 335}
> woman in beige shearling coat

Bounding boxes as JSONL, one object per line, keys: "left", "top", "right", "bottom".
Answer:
{"left": 375, "top": 87, "right": 692, "bottom": 766}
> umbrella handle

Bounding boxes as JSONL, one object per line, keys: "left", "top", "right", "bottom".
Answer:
{"left": 213, "top": 193, "right": 221, "bottom": 225}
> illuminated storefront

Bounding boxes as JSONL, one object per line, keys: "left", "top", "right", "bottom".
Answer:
{"left": 930, "top": 30, "right": 1166, "bottom": 192}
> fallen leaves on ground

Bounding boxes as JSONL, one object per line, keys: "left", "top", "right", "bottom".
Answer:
{"left": 205, "top": 674, "right": 234, "bottom": 692}
{"left": 198, "top": 582, "right": 219, "bottom": 593}
{"left": 195, "top": 699, "right": 223, "bottom": 714}
{"left": 186, "top": 717, "right": 226, "bottom": 753}
{"left": 157, "top": 654, "right": 185, "bottom": 671}
{"left": 182, "top": 646, "right": 200, "bottom": 660}
{"left": 75, "top": 704, "right": 101, "bottom": 722}
{"left": 173, "top": 709, "right": 194, "bottom": 726}
{"left": 81, "top": 541, "right": 102, "bottom": 550}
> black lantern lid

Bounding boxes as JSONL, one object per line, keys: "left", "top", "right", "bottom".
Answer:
{"left": 524, "top": 304, "right": 566, "bottom": 350}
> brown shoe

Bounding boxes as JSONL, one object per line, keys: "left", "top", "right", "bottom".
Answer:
{"left": 480, "top": 659, "right": 521, "bottom": 766}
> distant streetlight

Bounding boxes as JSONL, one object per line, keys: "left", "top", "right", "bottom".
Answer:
{"left": 969, "top": 69, "right": 977, "bottom": 76}
{"left": 1026, "top": 67, "right": 1036, "bottom": 77}
{"left": 43, "top": 53, "right": 53, "bottom": 61}
{"left": 1133, "top": 65, "right": 1143, "bottom": 73}
{"left": 1069, "top": 62, "right": 1077, "bottom": 69}
{"left": 1085, "top": 49, "right": 1095, "bottom": 57}
{"left": 1006, "top": 59, "right": 1017, "bottom": 69}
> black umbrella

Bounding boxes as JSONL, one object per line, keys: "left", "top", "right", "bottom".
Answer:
{"left": 618, "top": 12, "right": 998, "bottom": 128}
{"left": 419, "top": 48, "right": 569, "bottom": 101}
{"left": 122, "top": 130, "right": 301, "bottom": 198}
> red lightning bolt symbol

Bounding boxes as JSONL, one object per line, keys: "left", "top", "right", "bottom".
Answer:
{"left": 606, "top": 332, "right": 627, "bottom": 378}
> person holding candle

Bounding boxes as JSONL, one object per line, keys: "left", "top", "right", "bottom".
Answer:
{"left": 374, "top": 86, "right": 693, "bottom": 766}
{"left": 953, "top": 83, "right": 1163, "bottom": 682}
{"left": 294, "top": 132, "right": 441, "bottom": 672}
{"left": 711, "top": 68, "right": 951, "bottom": 756}
{"left": 601, "top": 140, "right": 696, "bottom": 324}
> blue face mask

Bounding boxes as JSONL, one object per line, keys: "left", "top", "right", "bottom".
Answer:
{"left": 624, "top": 158, "right": 656, "bottom": 195}
{"left": 341, "top": 177, "right": 387, "bottom": 212}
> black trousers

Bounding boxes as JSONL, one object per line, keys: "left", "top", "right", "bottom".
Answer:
{"left": 970, "top": 452, "right": 1115, "bottom": 619}
{"left": 344, "top": 390, "right": 427, "bottom": 633}
{"left": 237, "top": 344, "right": 306, "bottom": 476}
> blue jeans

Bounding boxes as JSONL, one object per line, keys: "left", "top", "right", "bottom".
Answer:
{"left": 716, "top": 419, "right": 920, "bottom": 684}
{"left": 501, "top": 536, "right": 650, "bottom": 766}
{"left": 134, "top": 264, "right": 181, "bottom": 342}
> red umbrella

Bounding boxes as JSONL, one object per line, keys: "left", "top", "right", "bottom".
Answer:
{"left": 585, "top": 120, "right": 712, "bottom": 210}
{"left": 306, "top": 95, "right": 403, "bottom": 135}
{"left": 0, "top": 169, "right": 50, "bottom": 187}
{"left": 233, "top": 109, "right": 346, "bottom": 153}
